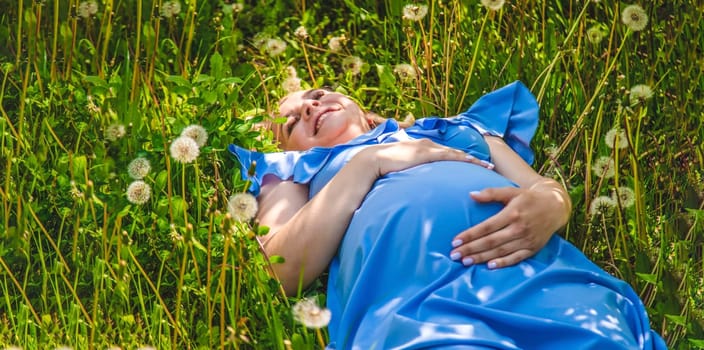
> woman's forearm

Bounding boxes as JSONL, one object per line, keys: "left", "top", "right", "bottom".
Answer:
{"left": 260, "top": 154, "right": 378, "bottom": 295}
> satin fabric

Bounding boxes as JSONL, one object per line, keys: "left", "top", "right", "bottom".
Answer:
{"left": 229, "top": 81, "right": 667, "bottom": 349}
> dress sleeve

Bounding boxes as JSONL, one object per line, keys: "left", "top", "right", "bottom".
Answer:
{"left": 228, "top": 145, "right": 333, "bottom": 196}
{"left": 227, "top": 145, "right": 298, "bottom": 196}
{"left": 456, "top": 80, "right": 539, "bottom": 165}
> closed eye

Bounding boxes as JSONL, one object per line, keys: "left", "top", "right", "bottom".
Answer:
{"left": 285, "top": 115, "right": 300, "bottom": 135}
{"left": 310, "top": 89, "right": 325, "bottom": 100}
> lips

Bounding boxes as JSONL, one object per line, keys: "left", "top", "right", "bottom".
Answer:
{"left": 313, "top": 108, "right": 339, "bottom": 134}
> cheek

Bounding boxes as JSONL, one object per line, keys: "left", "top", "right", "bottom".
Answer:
{"left": 284, "top": 129, "right": 311, "bottom": 150}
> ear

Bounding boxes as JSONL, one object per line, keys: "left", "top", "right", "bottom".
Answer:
{"left": 366, "top": 112, "right": 386, "bottom": 128}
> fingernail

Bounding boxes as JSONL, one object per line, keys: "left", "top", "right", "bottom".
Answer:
{"left": 451, "top": 239, "right": 463, "bottom": 248}
{"left": 462, "top": 257, "right": 474, "bottom": 266}
{"left": 465, "top": 154, "right": 476, "bottom": 160}
{"left": 450, "top": 252, "right": 461, "bottom": 261}
{"left": 488, "top": 261, "right": 498, "bottom": 269}
{"left": 469, "top": 191, "right": 480, "bottom": 196}
{"left": 480, "top": 160, "right": 495, "bottom": 170}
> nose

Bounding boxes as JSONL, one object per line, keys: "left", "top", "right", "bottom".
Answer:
{"left": 301, "top": 100, "right": 320, "bottom": 120}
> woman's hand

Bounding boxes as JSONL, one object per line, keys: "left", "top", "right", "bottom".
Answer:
{"left": 449, "top": 135, "right": 571, "bottom": 269}
{"left": 449, "top": 184, "right": 570, "bottom": 269}
{"left": 356, "top": 138, "right": 494, "bottom": 178}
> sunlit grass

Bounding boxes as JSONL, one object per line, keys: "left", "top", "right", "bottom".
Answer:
{"left": 0, "top": 0, "right": 702, "bottom": 349}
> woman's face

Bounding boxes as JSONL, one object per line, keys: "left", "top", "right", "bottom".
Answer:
{"left": 276, "top": 89, "right": 371, "bottom": 151}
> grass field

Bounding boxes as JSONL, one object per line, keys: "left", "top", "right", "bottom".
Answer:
{"left": 0, "top": 0, "right": 703, "bottom": 348}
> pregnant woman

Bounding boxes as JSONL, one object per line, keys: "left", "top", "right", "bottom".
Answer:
{"left": 229, "top": 81, "right": 666, "bottom": 349}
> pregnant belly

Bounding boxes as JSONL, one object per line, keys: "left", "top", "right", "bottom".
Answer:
{"left": 336, "top": 162, "right": 515, "bottom": 282}
{"left": 330, "top": 161, "right": 517, "bottom": 310}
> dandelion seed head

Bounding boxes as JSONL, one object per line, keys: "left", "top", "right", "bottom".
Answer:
{"left": 402, "top": 4, "right": 429, "bottom": 21}
{"left": 128, "top": 157, "right": 151, "bottom": 179}
{"left": 77, "top": 1, "right": 98, "bottom": 18}
{"left": 294, "top": 26, "right": 309, "bottom": 40}
{"left": 227, "top": 193, "right": 259, "bottom": 222}
{"left": 169, "top": 136, "right": 200, "bottom": 163}
{"left": 105, "top": 123, "right": 126, "bottom": 141}
{"left": 328, "top": 35, "right": 347, "bottom": 53}
{"left": 342, "top": 56, "right": 364, "bottom": 76}
{"left": 586, "top": 25, "right": 606, "bottom": 44}
{"left": 160, "top": 1, "right": 182, "bottom": 18}
{"left": 612, "top": 186, "right": 636, "bottom": 208}
{"left": 393, "top": 63, "right": 417, "bottom": 82}
{"left": 231, "top": 3, "right": 244, "bottom": 13}
{"left": 181, "top": 124, "right": 208, "bottom": 148}
{"left": 604, "top": 128, "right": 628, "bottom": 150}
{"left": 265, "top": 38, "right": 287, "bottom": 57}
{"left": 592, "top": 156, "right": 616, "bottom": 178}
{"left": 545, "top": 145, "right": 559, "bottom": 159}
{"left": 126, "top": 181, "right": 151, "bottom": 205}
{"left": 282, "top": 76, "right": 302, "bottom": 94}
{"left": 286, "top": 66, "right": 298, "bottom": 78}
{"left": 629, "top": 84, "right": 653, "bottom": 106}
{"left": 621, "top": 4, "right": 648, "bottom": 32}
{"left": 481, "top": 0, "right": 506, "bottom": 11}
{"left": 292, "top": 298, "right": 332, "bottom": 329}
{"left": 590, "top": 195, "right": 617, "bottom": 217}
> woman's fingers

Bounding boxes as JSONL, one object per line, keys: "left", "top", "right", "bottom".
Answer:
{"left": 372, "top": 139, "right": 492, "bottom": 175}
{"left": 450, "top": 230, "right": 537, "bottom": 268}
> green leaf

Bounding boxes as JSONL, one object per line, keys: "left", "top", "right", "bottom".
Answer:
{"left": 210, "top": 52, "right": 224, "bottom": 79}
{"left": 635, "top": 272, "right": 658, "bottom": 285}
{"left": 82, "top": 75, "right": 108, "bottom": 87}
{"left": 269, "top": 255, "right": 285, "bottom": 264}
{"left": 688, "top": 339, "right": 704, "bottom": 347}
{"left": 166, "top": 75, "right": 192, "bottom": 88}
{"left": 191, "top": 237, "right": 207, "bottom": 253}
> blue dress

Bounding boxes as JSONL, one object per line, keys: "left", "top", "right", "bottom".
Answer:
{"left": 229, "top": 82, "right": 667, "bottom": 349}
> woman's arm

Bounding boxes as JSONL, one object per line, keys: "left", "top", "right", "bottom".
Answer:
{"left": 450, "top": 136, "right": 572, "bottom": 268}
{"left": 257, "top": 139, "right": 483, "bottom": 295}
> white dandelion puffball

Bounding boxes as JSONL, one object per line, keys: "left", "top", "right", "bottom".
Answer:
{"left": 292, "top": 298, "right": 332, "bottom": 329}
{"left": 282, "top": 76, "right": 302, "bottom": 94}
{"left": 170, "top": 136, "right": 200, "bottom": 163}
{"left": 105, "top": 123, "right": 126, "bottom": 142}
{"left": 160, "top": 0, "right": 182, "bottom": 18}
{"left": 230, "top": 3, "right": 244, "bottom": 13}
{"left": 586, "top": 25, "right": 606, "bottom": 44}
{"left": 481, "top": 0, "right": 506, "bottom": 11}
{"left": 126, "top": 181, "right": 151, "bottom": 205}
{"left": 393, "top": 63, "right": 417, "bottom": 82}
{"left": 590, "top": 195, "right": 617, "bottom": 217}
{"left": 604, "top": 128, "right": 628, "bottom": 150}
{"left": 629, "top": 84, "right": 653, "bottom": 106}
{"left": 127, "top": 157, "right": 151, "bottom": 179}
{"left": 342, "top": 56, "right": 364, "bottom": 76}
{"left": 265, "top": 38, "right": 287, "bottom": 57}
{"left": 77, "top": 1, "right": 98, "bottom": 18}
{"left": 612, "top": 186, "right": 636, "bottom": 208}
{"left": 181, "top": 124, "right": 208, "bottom": 147}
{"left": 592, "top": 156, "right": 615, "bottom": 179}
{"left": 402, "top": 4, "right": 429, "bottom": 21}
{"left": 294, "top": 26, "right": 309, "bottom": 40}
{"left": 328, "top": 35, "right": 346, "bottom": 53}
{"left": 621, "top": 4, "right": 648, "bottom": 32}
{"left": 227, "top": 193, "right": 259, "bottom": 222}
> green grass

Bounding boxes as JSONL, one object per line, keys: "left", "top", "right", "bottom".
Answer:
{"left": 0, "top": 0, "right": 702, "bottom": 348}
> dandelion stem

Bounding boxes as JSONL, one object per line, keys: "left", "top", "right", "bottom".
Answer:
{"left": 456, "top": 10, "right": 488, "bottom": 114}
